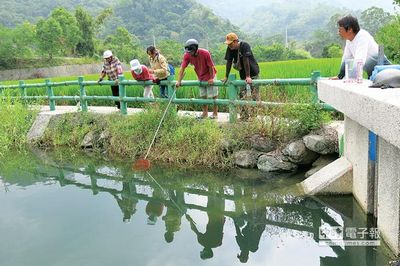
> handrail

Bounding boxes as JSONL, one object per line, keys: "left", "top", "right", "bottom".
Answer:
{"left": 0, "top": 71, "right": 331, "bottom": 121}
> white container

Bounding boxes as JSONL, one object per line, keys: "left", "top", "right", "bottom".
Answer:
{"left": 356, "top": 60, "right": 363, "bottom": 83}
{"left": 246, "top": 84, "right": 252, "bottom": 97}
{"left": 344, "top": 59, "right": 356, "bottom": 83}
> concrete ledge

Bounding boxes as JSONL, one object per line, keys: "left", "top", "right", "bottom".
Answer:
{"left": 26, "top": 106, "right": 232, "bottom": 144}
{"left": 27, "top": 113, "right": 53, "bottom": 143}
{"left": 300, "top": 157, "right": 353, "bottom": 195}
{"left": 318, "top": 79, "right": 400, "bottom": 149}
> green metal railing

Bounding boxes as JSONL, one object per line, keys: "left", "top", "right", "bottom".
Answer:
{"left": 0, "top": 71, "right": 334, "bottom": 122}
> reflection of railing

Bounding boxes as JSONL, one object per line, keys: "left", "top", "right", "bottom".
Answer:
{"left": 0, "top": 72, "right": 334, "bottom": 122}
{"left": 49, "top": 163, "right": 348, "bottom": 258}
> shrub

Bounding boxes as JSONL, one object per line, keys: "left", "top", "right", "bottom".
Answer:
{"left": 0, "top": 90, "right": 38, "bottom": 156}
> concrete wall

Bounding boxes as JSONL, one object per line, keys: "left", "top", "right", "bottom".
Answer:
{"left": 377, "top": 137, "right": 400, "bottom": 254}
{"left": 0, "top": 63, "right": 130, "bottom": 81}
{"left": 344, "top": 117, "right": 372, "bottom": 214}
{"left": 318, "top": 79, "right": 400, "bottom": 255}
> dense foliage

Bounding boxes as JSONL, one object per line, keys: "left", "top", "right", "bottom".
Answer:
{"left": 0, "top": 0, "right": 398, "bottom": 70}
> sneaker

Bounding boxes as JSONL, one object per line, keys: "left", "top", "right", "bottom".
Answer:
{"left": 209, "top": 115, "right": 218, "bottom": 120}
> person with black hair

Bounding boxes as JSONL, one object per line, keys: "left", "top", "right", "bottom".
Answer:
{"left": 331, "top": 15, "right": 390, "bottom": 80}
{"left": 222, "top": 32, "right": 260, "bottom": 120}
{"left": 147, "top": 46, "right": 170, "bottom": 98}
{"left": 176, "top": 39, "right": 218, "bottom": 119}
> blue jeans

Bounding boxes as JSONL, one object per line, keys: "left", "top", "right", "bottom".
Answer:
{"left": 160, "top": 84, "right": 168, "bottom": 98}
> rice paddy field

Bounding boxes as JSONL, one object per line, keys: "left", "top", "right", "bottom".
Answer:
{"left": 0, "top": 58, "right": 342, "bottom": 109}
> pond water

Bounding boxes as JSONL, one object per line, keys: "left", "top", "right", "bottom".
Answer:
{"left": 0, "top": 151, "right": 393, "bottom": 266}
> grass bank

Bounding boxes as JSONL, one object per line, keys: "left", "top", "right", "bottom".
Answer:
{"left": 37, "top": 102, "right": 331, "bottom": 169}
{"left": 0, "top": 93, "right": 39, "bottom": 156}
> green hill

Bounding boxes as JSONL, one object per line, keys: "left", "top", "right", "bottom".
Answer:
{"left": 1, "top": 0, "right": 240, "bottom": 48}
{"left": 112, "top": 0, "right": 239, "bottom": 46}
{"left": 0, "top": 0, "right": 119, "bottom": 26}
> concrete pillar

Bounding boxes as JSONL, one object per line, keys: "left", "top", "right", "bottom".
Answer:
{"left": 344, "top": 116, "right": 374, "bottom": 214}
{"left": 377, "top": 137, "right": 400, "bottom": 254}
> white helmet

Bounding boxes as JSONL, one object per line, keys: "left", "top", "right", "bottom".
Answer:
{"left": 103, "top": 50, "right": 113, "bottom": 58}
{"left": 130, "top": 59, "right": 142, "bottom": 74}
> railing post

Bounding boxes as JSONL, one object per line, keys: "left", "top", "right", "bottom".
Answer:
{"left": 167, "top": 75, "right": 177, "bottom": 113}
{"left": 118, "top": 75, "right": 127, "bottom": 115}
{"left": 310, "top": 71, "right": 320, "bottom": 103}
{"left": 78, "top": 76, "right": 88, "bottom": 112}
{"left": 228, "top": 73, "right": 238, "bottom": 123}
{"left": 18, "top": 80, "right": 27, "bottom": 99}
{"left": 167, "top": 75, "right": 175, "bottom": 98}
{"left": 45, "top": 79, "right": 55, "bottom": 111}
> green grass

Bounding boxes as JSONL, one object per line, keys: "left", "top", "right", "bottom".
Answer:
{"left": 0, "top": 93, "right": 39, "bottom": 156}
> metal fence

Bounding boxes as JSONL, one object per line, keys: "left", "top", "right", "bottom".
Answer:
{"left": 0, "top": 71, "right": 333, "bottom": 122}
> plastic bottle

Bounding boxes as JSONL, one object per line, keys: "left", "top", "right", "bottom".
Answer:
{"left": 246, "top": 84, "right": 251, "bottom": 97}
{"left": 356, "top": 60, "right": 363, "bottom": 83}
{"left": 344, "top": 60, "right": 350, "bottom": 82}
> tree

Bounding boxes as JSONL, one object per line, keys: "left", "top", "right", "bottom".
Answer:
{"left": 376, "top": 16, "right": 400, "bottom": 63}
{"left": 50, "top": 8, "right": 81, "bottom": 55}
{"left": 0, "top": 26, "right": 19, "bottom": 68}
{"left": 360, "top": 7, "right": 393, "bottom": 36}
{"left": 102, "top": 27, "right": 145, "bottom": 63}
{"left": 322, "top": 43, "right": 342, "bottom": 58}
{"left": 36, "top": 18, "right": 62, "bottom": 59}
{"left": 305, "top": 13, "right": 344, "bottom": 58}
{"left": 156, "top": 40, "right": 184, "bottom": 66}
{"left": 75, "top": 7, "right": 95, "bottom": 56}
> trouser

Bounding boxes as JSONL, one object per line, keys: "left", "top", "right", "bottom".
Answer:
{"left": 158, "top": 78, "right": 168, "bottom": 98}
{"left": 111, "top": 85, "right": 120, "bottom": 109}
{"left": 144, "top": 85, "right": 154, "bottom": 98}
{"left": 239, "top": 75, "right": 260, "bottom": 120}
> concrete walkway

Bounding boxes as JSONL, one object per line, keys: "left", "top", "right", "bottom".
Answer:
{"left": 38, "top": 105, "right": 231, "bottom": 123}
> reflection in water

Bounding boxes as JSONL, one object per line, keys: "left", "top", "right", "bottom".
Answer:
{"left": 0, "top": 151, "right": 394, "bottom": 266}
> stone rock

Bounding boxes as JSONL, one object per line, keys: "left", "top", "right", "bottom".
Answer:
{"left": 249, "top": 134, "right": 277, "bottom": 152}
{"left": 257, "top": 152, "right": 298, "bottom": 172}
{"left": 305, "top": 154, "right": 338, "bottom": 177}
{"left": 81, "top": 131, "right": 95, "bottom": 148}
{"left": 234, "top": 150, "right": 261, "bottom": 168}
{"left": 303, "top": 134, "right": 337, "bottom": 155}
{"left": 282, "top": 139, "right": 319, "bottom": 165}
{"left": 220, "top": 138, "right": 235, "bottom": 154}
{"left": 98, "top": 130, "right": 110, "bottom": 143}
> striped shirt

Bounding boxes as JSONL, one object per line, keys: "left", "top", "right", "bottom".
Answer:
{"left": 101, "top": 56, "right": 123, "bottom": 81}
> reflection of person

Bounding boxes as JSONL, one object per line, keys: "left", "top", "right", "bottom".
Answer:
{"left": 98, "top": 50, "right": 123, "bottom": 109}
{"left": 162, "top": 190, "right": 185, "bottom": 243}
{"left": 233, "top": 190, "right": 267, "bottom": 263}
{"left": 331, "top": 15, "right": 391, "bottom": 80}
{"left": 176, "top": 39, "right": 218, "bottom": 119}
{"left": 146, "top": 187, "right": 165, "bottom": 225}
{"left": 147, "top": 46, "right": 170, "bottom": 98}
{"left": 187, "top": 191, "right": 225, "bottom": 260}
{"left": 222, "top": 32, "right": 260, "bottom": 120}
{"left": 130, "top": 59, "right": 155, "bottom": 99}
{"left": 114, "top": 180, "right": 138, "bottom": 223}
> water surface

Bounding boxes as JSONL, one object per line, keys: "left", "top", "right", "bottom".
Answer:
{"left": 0, "top": 151, "right": 393, "bottom": 266}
